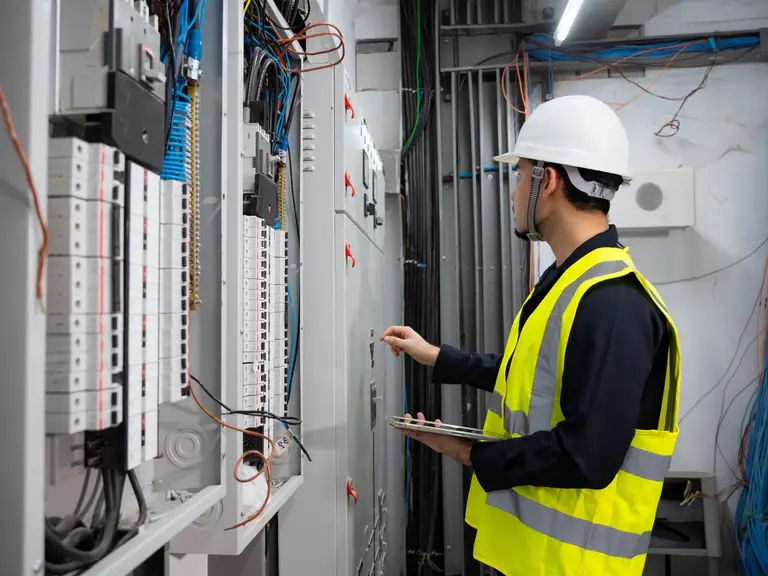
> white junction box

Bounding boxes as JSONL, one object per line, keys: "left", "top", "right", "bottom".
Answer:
{"left": 610, "top": 168, "right": 695, "bottom": 231}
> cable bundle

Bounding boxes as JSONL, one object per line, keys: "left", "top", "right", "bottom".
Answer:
{"left": 735, "top": 321, "right": 768, "bottom": 575}
{"left": 45, "top": 470, "right": 147, "bottom": 574}
{"left": 160, "top": 90, "right": 192, "bottom": 182}
{"left": 400, "top": 0, "right": 434, "bottom": 158}
{"left": 524, "top": 32, "right": 760, "bottom": 64}
{"left": 400, "top": 0, "right": 444, "bottom": 573}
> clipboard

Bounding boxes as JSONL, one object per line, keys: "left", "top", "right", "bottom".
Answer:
{"left": 387, "top": 416, "right": 506, "bottom": 442}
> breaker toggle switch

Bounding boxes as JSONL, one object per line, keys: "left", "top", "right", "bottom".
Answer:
{"left": 345, "top": 171, "right": 356, "bottom": 197}
{"left": 344, "top": 93, "right": 356, "bottom": 119}
{"left": 347, "top": 477, "right": 358, "bottom": 504}
{"left": 345, "top": 242, "right": 356, "bottom": 268}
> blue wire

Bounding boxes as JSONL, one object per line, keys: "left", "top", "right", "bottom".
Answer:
{"left": 525, "top": 33, "right": 759, "bottom": 64}
{"left": 736, "top": 325, "right": 768, "bottom": 575}
{"left": 548, "top": 49, "right": 556, "bottom": 98}
{"left": 286, "top": 282, "right": 297, "bottom": 401}
{"left": 244, "top": 23, "right": 293, "bottom": 151}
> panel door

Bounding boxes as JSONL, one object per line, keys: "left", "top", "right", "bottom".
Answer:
{"left": 337, "top": 213, "right": 377, "bottom": 576}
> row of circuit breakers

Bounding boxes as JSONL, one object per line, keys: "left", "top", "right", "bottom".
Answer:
{"left": 46, "top": 138, "right": 188, "bottom": 470}
{"left": 241, "top": 123, "right": 290, "bottom": 460}
{"left": 45, "top": 136, "right": 291, "bottom": 470}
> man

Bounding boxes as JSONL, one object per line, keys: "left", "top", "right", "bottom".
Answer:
{"left": 381, "top": 95, "right": 681, "bottom": 576}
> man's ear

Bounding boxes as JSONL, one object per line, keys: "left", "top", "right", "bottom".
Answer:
{"left": 541, "top": 166, "right": 560, "bottom": 197}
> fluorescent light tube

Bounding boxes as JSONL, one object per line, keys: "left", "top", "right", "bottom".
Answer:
{"left": 554, "top": 0, "right": 584, "bottom": 46}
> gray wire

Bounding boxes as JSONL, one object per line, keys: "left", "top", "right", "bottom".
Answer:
{"left": 74, "top": 468, "right": 92, "bottom": 518}
{"left": 90, "top": 486, "right": 105, "bottom": 524}
{"left": 79, "top": 471, "right": 103, "bottom": 520}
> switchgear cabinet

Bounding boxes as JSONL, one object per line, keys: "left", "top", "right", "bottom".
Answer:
{"left": 279, "top": 50, "right": 390, "bottom": 576}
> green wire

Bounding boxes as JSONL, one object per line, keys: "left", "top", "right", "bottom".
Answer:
{"left": 402, "top": 0, "right": 422, "bottom": 152}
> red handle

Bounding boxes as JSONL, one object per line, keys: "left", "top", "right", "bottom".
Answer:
{"left": 346, "top": 477, "right": 358, "bottom": 504}
{"left": 344, "top": 93, "right": 355, "bottom": 119}
{"left": 345, "top": 242, "right": 356, "bottom": 268}
{"left": 344, "top": 171, "right": 356, "bottom": 197}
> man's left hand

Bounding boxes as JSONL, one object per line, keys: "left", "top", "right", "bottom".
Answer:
{"left": 395, "top": 412, "right": 473, "bottom": 467}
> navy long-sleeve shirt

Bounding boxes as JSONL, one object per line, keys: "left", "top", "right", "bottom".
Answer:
{"left": 432, "top": 226, "right": 670, "bottom": 492}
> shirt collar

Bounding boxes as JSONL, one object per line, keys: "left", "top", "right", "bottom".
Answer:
{"left": 540, "top": 225, "right": 620, "bottom": 281}
{"left": 558, "top": 225, "right": 620, "bottom": 272}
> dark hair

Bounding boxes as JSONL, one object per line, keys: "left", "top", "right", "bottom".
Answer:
{"left": 547, "top": 163, "right": 623, "bottom": 215}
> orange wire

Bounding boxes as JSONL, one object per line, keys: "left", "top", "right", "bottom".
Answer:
{"left": 187, "top": 374, "right": 276, "bottom": 530}
{"left": 501, "top": 62, "right": 526, "bottom": 115}
{"left": 0, "top": 87, "right": 48, "bottom": 308}
{"left": 501, "top": 43, "right": 530, "bottom": 115}
{"left": 522, "top": 42, "right": 531, "bottom": 117}
{"left": 271, "top": 22, "right": 345, "bottom": 73}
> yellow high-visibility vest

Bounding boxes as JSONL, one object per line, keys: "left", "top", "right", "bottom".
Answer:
{"left": 465, "top": 246, "right": 681, "bottom": 576}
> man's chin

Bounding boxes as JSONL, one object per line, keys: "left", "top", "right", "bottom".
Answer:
{"left": 514, "top": 229, "right": 529, "bottom": 240}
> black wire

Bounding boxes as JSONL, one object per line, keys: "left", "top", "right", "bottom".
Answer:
{"left": 190, "top": 373, "right": 232, "bottom": 412}
{"left": 45, "top": 470, "right": 120, "bottom": 574}
{"left": 287, "top": 143, "right": 300, "bottom": 401}
{"left": 112, "top": 470, "right": 148, "bottom": 550}
{"left": 653, "top": 233, "right": 768, "bottom": 286}
{"left": 654, "top": 60, "right": 720, "bottom": 137}
{"left": 190, "top": 374, "right": 300, "bottom": 425}
{"left": 287, "top": 143, "right": 300, "bottom": 242}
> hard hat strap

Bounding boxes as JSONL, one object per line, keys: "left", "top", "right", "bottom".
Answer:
{"left": 562, "top": 164, "right": 617, "bottom": 201}
{"left": 526, "top": 161, "right": 544, "bottom": 242}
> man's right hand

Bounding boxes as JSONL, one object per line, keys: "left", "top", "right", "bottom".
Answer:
{"left": 380, "top": 326, "right": 440, "bottom": 367}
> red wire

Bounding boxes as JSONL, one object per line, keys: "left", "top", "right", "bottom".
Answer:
{"left": 0, "top": 87, "right": 48, "bottom": 307}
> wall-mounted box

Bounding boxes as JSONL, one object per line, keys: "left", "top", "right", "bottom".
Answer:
{"left": 610, "top": 168, "right": 695, "bottom": 231}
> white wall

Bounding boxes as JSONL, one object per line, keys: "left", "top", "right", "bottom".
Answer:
{"left": 536, "top": 1, "right": 768, "bottom": 572}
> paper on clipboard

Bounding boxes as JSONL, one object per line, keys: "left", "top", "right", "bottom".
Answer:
{"left": 387, "top": 416, "right": 506, "bottom": 442}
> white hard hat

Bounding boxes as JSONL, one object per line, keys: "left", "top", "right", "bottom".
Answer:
{"left": 494, "top": 95, "right": 632, "bottom": 182}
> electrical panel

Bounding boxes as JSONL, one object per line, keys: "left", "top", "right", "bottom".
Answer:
{"left": 169, "top": 108, "right": 300, "bottom": 554}
{"left": 38, "top": 0, "right": 227, "bottom": 573}
{"left": 280, "top": 58, "right": 390, "bottom": 576}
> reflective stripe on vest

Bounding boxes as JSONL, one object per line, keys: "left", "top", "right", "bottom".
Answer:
{"left": 484, "top": 488, "right": 652, "bottom": 560}
{"left": 489, "top": 260, "right": 630, "bottom": 436}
